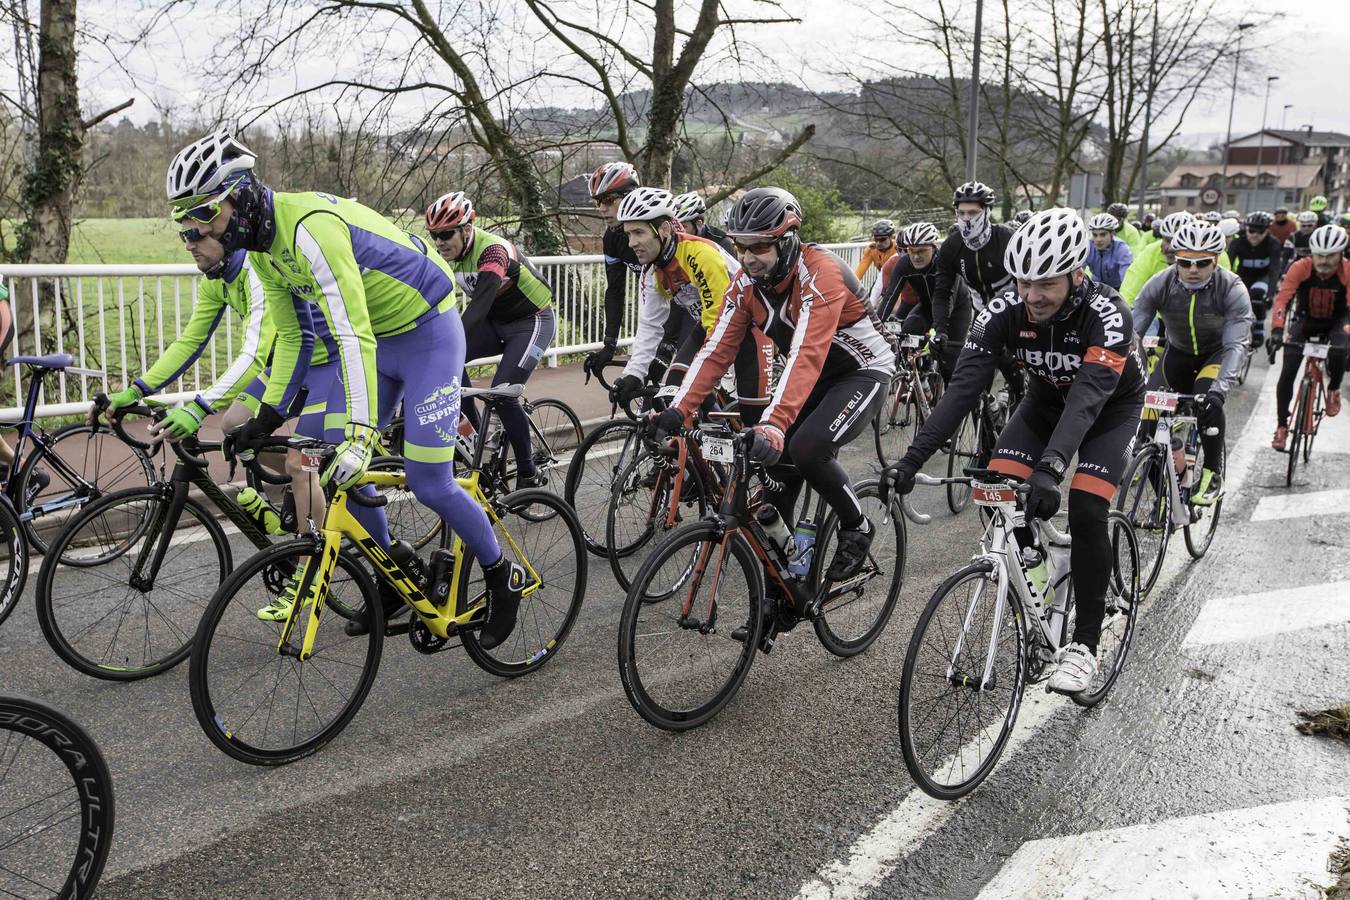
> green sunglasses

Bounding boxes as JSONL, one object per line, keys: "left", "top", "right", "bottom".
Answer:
{"left": 169, "top": 175, "right": 246, "bottom": 224}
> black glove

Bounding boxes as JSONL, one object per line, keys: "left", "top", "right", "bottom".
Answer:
{"left": 931, "top": 333, "right": 947, "bottom": 354}
{"left": 609, "top": 374, "right": 645, "bottom": 405}
{"left": 881, "top": 461, "right": 917, "bottom": 503}
{"left": 584, "top": 342, "right": 616, "bottom": 377}
{"left": 1025, "top": 461, "right": 1062, "bottom": 521}
{"left": 652, "top": 406, "right": 686, "bottom": 438}
{"left": 228, "top": 403, "right": 286, "bottom": 456}
{"left": 647, "top": 342, "right": 675, "bottom": 384}
{"left": 1199, "top": 390, "right": 1224, "bottom": 419}
{"left": 747, "top": 424, "right": 784, "bottom": 465}
{"left": 1266, "top": 328, "right": 1283, "bottom": 364}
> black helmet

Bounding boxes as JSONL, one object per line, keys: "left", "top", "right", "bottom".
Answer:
{"left": 952, "top": 181, "right": 996, "bottom": 208}
{"left": 1245, "top": 211, "right": 1272, "bottom": 230}
{"left": 871, "top": 218, "right": 896, "bottom": 238}
{"left": 725, "top": 187, "right": 803, "bottom": 287}
{"left": 1013, "top": 210, "right": 1032, "bottom": 223}
{"left": 1107, "top": 202, "right": 1129, "bottom": 220}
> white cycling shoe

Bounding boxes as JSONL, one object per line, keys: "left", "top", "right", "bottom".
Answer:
{"left": 1046, "top": 642, "right": 1098, "bottom": 695}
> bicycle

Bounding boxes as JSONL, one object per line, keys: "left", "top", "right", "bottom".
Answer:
{"left": 0, "top": 490, "right": 26, "bottom": 629}
{"left": 0, "top": 693, "right": 115, "bottom": 899}
{"left": 943, "top": 384, "right": 1011, "bottom": 514}
{"left": 617, "top": 420, "right": 911, "bottom": 731}
{"left": 189, "top": 383, "right": 587, "bottom": 765}
{"left": 1275, "top": 332, "right": 1330, "bottom": 487}
{"left": 874, "top": 330, "right": 943, "bottom": 467}
{"left": 563, "top": 360, "right": 649, "bottom": 555}
{"left": 34, "top": 400, "right": 293, "bottom": 680}
{"left": 1114, "top": 390, "right": 1225, "bottom": 594}
{"left": 897, "top": 470, "right": 1141, "bottom": 799}
{"left": 1, "top": 353, "right": 157, "bottom": 560}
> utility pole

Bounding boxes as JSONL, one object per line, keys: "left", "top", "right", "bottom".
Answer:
{"left": 965, "top": 0, "right": 985, "bottom": 182}
{"left": 1137, "top": 0, "right": 1158, "bottom": 219}
{"left": 1220, "top": 23, "right": 1254, "bottom": 207}
{"left": 1254, "top": 76, "right": 1278, "bottom": 211}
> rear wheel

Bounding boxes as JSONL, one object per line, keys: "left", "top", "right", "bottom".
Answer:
{"left": 1074, "top": 512, "right": 1141, "bottom": 708}
{"left": 564, "top": 420, "right": 641, "bottom": 556}
{"left": 519, "top": 397, "right": 583, "bottom": 483}
{"left": 0, "top": 496, "right": 27, "bottom": 630}
{"left": 1303, "top": 378, "right": 1323, "bottom": 463}
{"left": 1114, "top": 445, "right": 1171, "bottom": 597}
{"left": 1286, "top": 381, "right": 1306, "bottom": 487}
{"left": 368, "top": 456, "right": 442, "bottom": 550}
{"left": 945, "top": 411, "right": 979, "bottom": 514}
{"left": 811, "top": 480, "right": 906, "bottom": 656}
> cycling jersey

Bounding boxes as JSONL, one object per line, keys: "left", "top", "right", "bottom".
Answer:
{"left": 1291, "top": 229, "right": 1315, "bottom": 260}
{"left": 934, "top": 223, "right": 1016, "bottom": 308}
{"left": 693, "top": 222, "right": 736, "bottom": 255}
{"left": 1118, "top": 241, "right": 1233, "bottom": 306}
{"left": 1130, "top": 266, "right": 1252, "bottom": 396}
{"left": 1085, "top": 238, "right": 1133, "bottom": 290}
{"left": 854, "top": 242, "right": 897, "bottom": 280}
{"left": 901, "top": 281, "right": 1146, "bottom": 486}
{"left": 1116, "top": 219, "right": 1147, "bottom": 254}
{"left": 674, "top": 243, "right": 896, "bottom": 434}
{"left": 602, "top": 224, "right": 642, "bottom": 346}
{"left": 252, "top": 190, "right": 458, "bottom": 428}
{"left": 1227, "top": 234, "right": 1283, "bottom": 298}
{"left": 873, "top": 253, "right": 972, "bottom": 328}
{"left": 1272, "top": 257, "right": 1350, "bottom": 328}
{"left": 623, "top": 233, "right": 739, "bottom": 381}
{"left": 137, "top": 251, "right": 333, "bottom": 413}
{"left": 445, "top": 227, "right": 552, "bottom": 334}
{"left": 1269, "top": 217, "right": 1297, "bottom": 243}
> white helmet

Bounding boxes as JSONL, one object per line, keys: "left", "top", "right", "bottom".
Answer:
{"left": 901, "top": 222, "right": 941, "bottom": 247}
{"left": 1088, "top": 213, "right": 1119, "bottom": 232}
{"left": 1202, "top": 210, "right": 1223, "bottom": 224}
{"left": 1218, "top": 218, "right": 1240, "bottom": 238}
{"left": 1003, "top": 207, "right": 1089, "bottom": 280}
{"left": 1222, "top": 209, "right": 1242, "bottom": 220}
{"left": 1297, "top": 210, "right": 1319, "bottom": 225}
{"left": 166, "top": 130, "right": 256, "bottom": 205}
{"left": 1309, "top": 223, "right": 1349, "bottom": 255}
{"left": 616, "top": 187, "right": 677, "bottom": 223}
{"left": 1170, "top": 220, "right": 1226, "bottom": 256}
{"left": 672, "top": 192, "right": 707, "bottom": 223}
{"left": 1158, "top": 211, "right": 1193, "bottom": 240}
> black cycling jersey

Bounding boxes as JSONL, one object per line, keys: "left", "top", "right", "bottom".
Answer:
{"left": 901, "top": 280, "right": 1145, "bottom": 473}
{"left": 878, "top": 254, "right": 973, "bottom": 331}
{"left": 1226, "top": 234, "right": 1283, "bottom": 297}
{"left": 933, "top": 223, "right": 1016, "bottom": 309}
{"left": 603, "top": 224, "right": 642, "bottom": 345}
{"left": 1292, "top": 230, "right": 1314, "bottom": 260}
{"left": 695, "top": 223, "right": 736, "bottom": 255}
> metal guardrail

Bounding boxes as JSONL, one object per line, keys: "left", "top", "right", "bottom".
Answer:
{"left": 0, "top": 243, "right": 868, "bottom": 419}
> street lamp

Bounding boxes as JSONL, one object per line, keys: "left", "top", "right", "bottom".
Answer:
{"left": 965, "top": 0, "right": 985, "bottom": 182}
{"left": 1220, "top": 22, "right": 1255, "bottom": 205}
{"left": 1254, "top": 75, "right": 1278, "bottom": 211}
{"left": 1275, "top": 104, "right": 1293, "bottom": 208}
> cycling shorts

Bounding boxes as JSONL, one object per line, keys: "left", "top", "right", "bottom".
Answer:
{"left": 242, "top": 362, "right": 345, "bottom": 442}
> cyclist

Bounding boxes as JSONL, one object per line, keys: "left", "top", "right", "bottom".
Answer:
{"left": 1292, "top": 211, "right": 1319, "bottom": 260}
{"left": 1107, "top": 202, "right": 1145, "bottom": 253}
{"left": 1269, "top": 206, "right": 1297, "bottom": 243}
{"left": 1339, "top": 213, "right": 1350, "bottom": 239}
{"left": 1201, "top": 211, "right": 1223, "bottom": 226}
{"left": 1269, "top": 224, "right": 1350, "bottom": 448}
{"left": 606, "top": 188, "right": 767, "bottom": 418}
{"left": 582, "top": 161, "right": 643, "bottom": 378}
{"left": 166, "top": 131, "right": 526, "bottom": 649}
{"left": 855, "top": 219, "right": 898, "bottom": 280}
{"left": 1227, "top": 211, "right": 1283, "bottom": 348}
{"left": 657, "top": 187, "right": 896, "bottom": 590}
{"left": 425, "top": 191, "right": 555, "bottom": 489}
{"left": 883, "top": 208, "right": 1146, "bottom": 695}
{"left": 1131, "top": 220, "right": 1252, "bottom": 505}
{"left": 673, "top": 191, "right": 735, "bottom": 254}
{"left": 874, "top": 221, "right": 973, "bottom": 381}
{"left": 1086, "top": 212, "right": 1133, "bottom": 290}
{"left": 1310, "top": 194, "right": 1332, "bottom": 226}
{"left": 1120, "top": 211, "right": 1232, "bottom": 305}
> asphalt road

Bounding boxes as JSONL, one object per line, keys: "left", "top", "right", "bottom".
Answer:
{"left": 2, "top": 354, "right": 1346, "bottom": 899}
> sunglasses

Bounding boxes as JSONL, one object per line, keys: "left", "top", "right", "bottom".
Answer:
{"left": 170, "top": 176, "right": 245, "bottom": 225}
{"left": 1247, "top": 227, "right": 1266, "bottom": 234}
{"left": 429, "top": 228, "right": 463, "bottom": 241}
{"left": 178, "top": 227, "right": 204, "bottom": 243}
{"left": 733, "top": 239, "right": 777, "bottom": 255}
{"left": 1175, "top": 257, "right": 1216, "bottom": 270}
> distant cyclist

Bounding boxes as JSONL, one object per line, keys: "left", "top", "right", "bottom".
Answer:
{"left": 855, "top": 219, "right": 899, "bottom": 280}
{"left": 1269, "top": 207, "right": 1297, "bottom": 244}
{"left": 1119, "top": 211, "right": 1231, "bottom": 305}
{"left": 1107, "top": 202, "right": 1146, "bottom": 253}
{"left": 582, "top": 161, "right": 643, "bottom": 378}
{"left": 1310, "top": 195, "right": 1332, "bottom": 226}
{"left": 1227, "top": 211, "right": 1282, "bottom": 348}
{"left": 673, "top": 191, "right": 735, "bottom": 254}
{"left": 874, "top": 221, "right": 973, "bottom": 381}
{"left": 1292, "top": 211, "right": 1319, "bottom": 260}
{"left": 1086, "top": 213, "right": 1133, "bottom": 290}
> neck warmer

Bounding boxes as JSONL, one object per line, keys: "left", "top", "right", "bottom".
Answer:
{"left": 959, "top": 210, "right": 992, "bottom": 251}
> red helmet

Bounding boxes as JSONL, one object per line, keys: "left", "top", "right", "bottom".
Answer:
{"left": 425, "top": 191, "right": 475, "bottom": 231}
{"left": 588, "top": 162, "right": 639, "bottom": 200}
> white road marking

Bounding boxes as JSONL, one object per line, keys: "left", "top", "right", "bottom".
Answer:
{"left": 974, "top": 796, "right": 1350, "bottom": 899}
{"left": 1182, "top": 581, "right": 1350, "bottom": 648}
{"left": 1251, "top": 488, "right": 1350, "bottom": 522}
{"left": 1314, "top": 409, "right": 1350, "bottom": 453}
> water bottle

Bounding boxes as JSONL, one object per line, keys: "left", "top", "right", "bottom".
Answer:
{"left": 1021, "top": 545, "right": 1054, "bottom": 605}
{"left": 387, "top": 540, "right": 427, "bottom": 589}
{"left": 788, "top": 520, "right": 818, "bottom": 578}
{"left": 755, "top": 505, "right": 793, "bottom": 558}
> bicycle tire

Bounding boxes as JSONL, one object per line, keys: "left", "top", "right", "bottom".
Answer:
{"left": 811, "top": 479, "right": 906, "bottom": 657}
{"left": 564, "top": 420, "right": 642, "bottom": 556}
{"left": 1303, "top": 378, "right": 1323, "bottom": 464}
{"left": 945, "top": 411, "right": 978, "bottom": 513}
{"left": 1237, "top": 347, "right": 1252, "bottom": 385}
{"left": 1114, "top": 444, "right": 1171, "bottom": 597}
{"left": 1073, "top": 512, "right": 1141, "bottom": 708}
{"left": 1286, "top": 381, "right": 1306, "bottom": 487}
{"left": 873, "top": 375, "right": 922, "bottom": 468}
{"left": 1184, "top": 442, "right": 1224, "bottom": 560}
{"left": 617, "top": 522, "right": 763, "bottom": 732}
{"left": 190, "top": 537, "right": 384, "bottom": 765}
{"left": 15, "top": 422, "right": 157, "bottom": 559}
{"left": 523, "top": 397, "right": 584, "bottom": 475}
{"left": 0, "top": 694, "right": 115, "bottom": 899}
{"left": 36, "top": 486, "right": 229, "bottom": 680}
{"left": 367, "top": 456, "right": 443, "bottom": 550}
{"left": 898, "top": 559, "right": 1026, "bottom": 800}
{"left": 606, "top": 445, "right": 708, "bottom": 593}
{"left": 459, "top": 489, "right": 587, "bottom": 677}
{"left": 0, "top": 494, "right": 28, "bottom": 630}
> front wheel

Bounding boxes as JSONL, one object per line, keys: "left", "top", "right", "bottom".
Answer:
{"left": 1184, "top": 442, "right": 1224, "bottom": 559}
{"left": 1286, "top": 381, "right": 1306, "bottom": 487}
{"left": 0, "top": 495, "right": 28, "bottom": 630}
{"left": 874, "top": 374, "right": 922, "bottom": 468}
{"left": 1114, "top": 445, "right": 1171, "bottom": 597}
{"left": 564, "top": 420, "right": 641, "bottom": 556}
{"left": 1073, "top": 512, "right": 1141, "bottom": 708}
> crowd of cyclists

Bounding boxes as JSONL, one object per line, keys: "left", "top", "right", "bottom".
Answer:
{"left": 3, "top": 131, "right": 1344, "bottom": 789}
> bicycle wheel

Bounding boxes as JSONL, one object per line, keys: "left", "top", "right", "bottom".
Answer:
{"left": 563, "top": 420, "right": 641, "bottom": 556}
{"left": 190, "top": 538, "right": 383, "bottom": 765}
{"left": 522, "top": 397, "right": 583, "bottom": 479}
{"left": 1074, "top": 511, "right": 1141, "bottom": 708}
{"left": 945, "top": 411, "right": 979, "bottom": 513}
{"left": 873, "top": 374, "right": 922, "bottom": 468}
{"left": 1303, "top": 379, "right": 1323, "bottom": 463}
{"left": 367, "top": 456, "right": 442, "bottom": 550}
{"left": 16, "top": 422, "right": 157, "bottom": 558}
{"left": 36, "top": 486, "right": 229, "bottom": 680}
{"left": 0, "top": 495, "right": 28, "bottom": 630}
{"left": 459, "top": 489, "right": 587, "bottom": 677}
{"left": 1237, "top": 347, "right": 1252, "bottom": 385}
{"left": 1184, "top": 442, "right": 1224, "bottom": 559}
{"left": 617, "top": 522, "right": 763, "bottom": 731}
{"left": 1113, "top": 445, "right": 1171, "bottom": 597}
{"left": 606, "top": 446, "right": 708, "bottom": 593}
{"left": 898, "top": 559, "right": 1027, "bottom": 800}
{"left": 810, "top": 479, "right": 906, "bottom": 657}
{"left": 1286, "top": 381, "right": 1306, "bottom": 487}
{"left": 0, "top": 695, "right": 115, "bottom": 899}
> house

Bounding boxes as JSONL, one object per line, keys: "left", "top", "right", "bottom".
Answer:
{"left": 1222, "top": 128, "right": 1350, "bottom": 210}
{"left": 1159, "top": 162, "right": 1322, "bottom": 216}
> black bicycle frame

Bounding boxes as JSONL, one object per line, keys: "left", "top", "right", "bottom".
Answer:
{"left": 2, "top": 368, "right": 99, "bottom": 520}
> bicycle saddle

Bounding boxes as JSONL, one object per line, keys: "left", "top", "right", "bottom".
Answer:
{"left": 5, "top": 353, "right": 73, "bottom": 370}
{"left": 461, "top": 383, "right": 525, "bottom": 401}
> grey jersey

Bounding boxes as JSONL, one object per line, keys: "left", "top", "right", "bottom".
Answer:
{"left": 1130, "top": 265, "right": 1253, "bottom": 395}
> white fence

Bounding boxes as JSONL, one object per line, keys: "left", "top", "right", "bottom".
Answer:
{"left": 0, "top": 243, "right": 870, "bottom": 419}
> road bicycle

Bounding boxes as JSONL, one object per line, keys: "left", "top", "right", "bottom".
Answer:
{"left": 1, "top": 353, "right": 157, "bottom": 561}
{"left": 942, "top": 383, "right": 1011, "bottom": 514}
{"left": 897, "top": 470, "right": 1140, "bottom": 800}
{"left": 0, "top": 693, "right": 115, "bottom": 899}
{"left": 874, "top": 330, "right": 943, "bottom": 468}
{"left": 617, "top": 419, "right": 911, "bottom": 731}
{"left": 1114, "top": 389, "right": 1224, "bottom": 595}
{"left": 189, "top": 383, "right": 586, "bottom": 765}
{"left": 1275, "top": 332, "right": 1331, "bottom": 487}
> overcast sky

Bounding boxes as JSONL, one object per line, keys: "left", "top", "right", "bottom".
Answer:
{"left": 37, "top": 0, "right": 1350, "bottom": 146}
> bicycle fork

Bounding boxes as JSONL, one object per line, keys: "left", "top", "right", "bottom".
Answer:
{"left": 277, "top": 528, "right": 342, "bottom": 661}
{"left": 679, "top": 532, "right": 730, "bottom": 634}
{"left": 949, "top": 551, "right": 1010, "bottom": 693}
